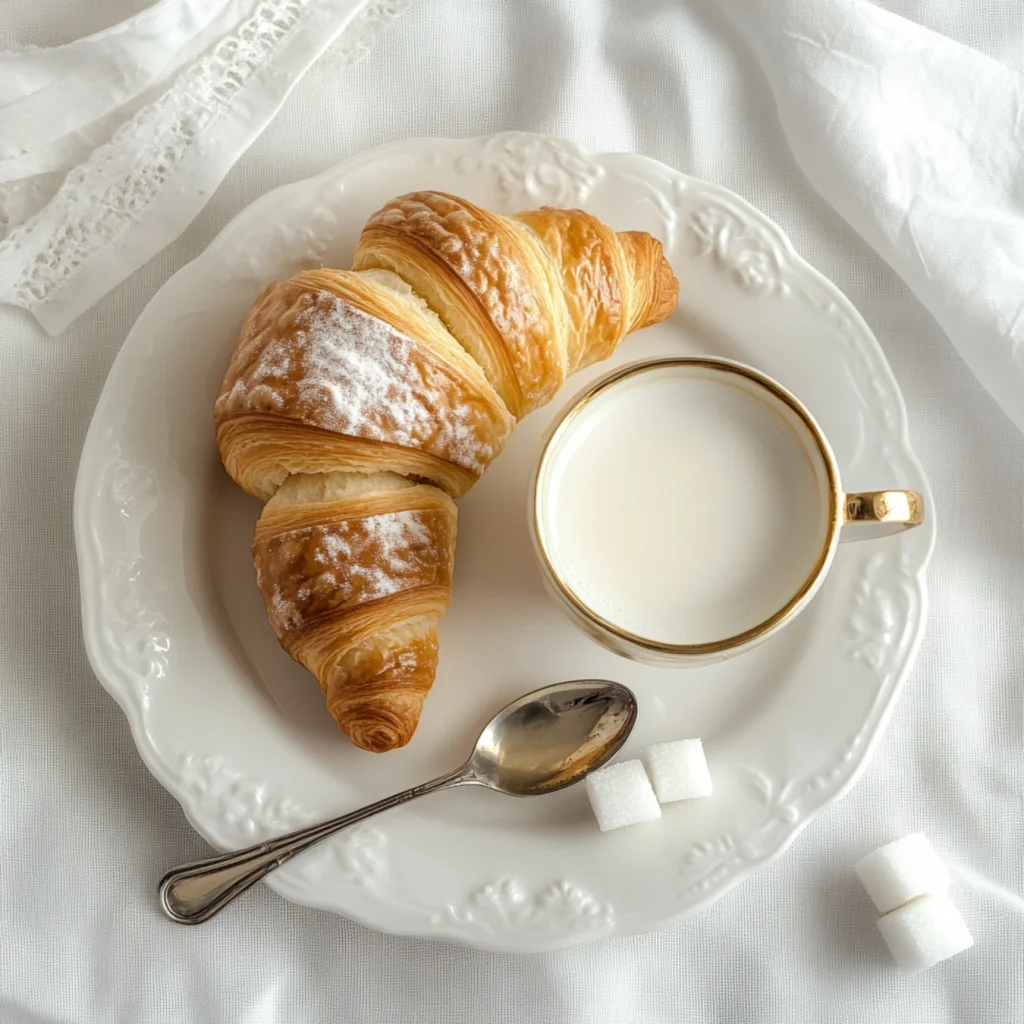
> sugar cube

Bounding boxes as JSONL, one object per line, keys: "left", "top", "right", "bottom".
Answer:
{"left": 854, "top": 832, "right": 951, "bottom": 914}
{"left": 585, "top": 759, "right": 661, "bottom": 831}
{"left": 876, "top": 894, "right": 973, "bottom": 971}
{"left": 645, "top": 739, "right": 713, "bottom": 803}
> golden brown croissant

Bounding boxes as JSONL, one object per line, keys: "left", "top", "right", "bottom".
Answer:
{"left": 215, "top": 191, "right": 679, "bottom": 752}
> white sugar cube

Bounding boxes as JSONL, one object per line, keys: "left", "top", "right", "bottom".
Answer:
{"left": 585, "top": 759, "right": 661, "bottom": 831}
{"left": 854, "top": 832, "right": 950, "bottom": 914}
{"left": 645, "top": 739, "right": 713, "bottom": 803}
{"left": 876, "top": 894, "right": 973, "bottom": 971}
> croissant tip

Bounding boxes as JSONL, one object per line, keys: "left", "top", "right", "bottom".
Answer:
{"left": 333, "top": 694, "right": 426, "bottom": 753}
{"left": 618, "top": 231, "right": 680, "bottom": 331}
{"left": 344, "top": 721, "right": 412, "bottom": 754}
{"left": 650, "top": 244, "right": 680, "bottom": 325}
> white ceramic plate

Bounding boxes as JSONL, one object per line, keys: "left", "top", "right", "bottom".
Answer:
{"left": 75, "top": 133, "right": 935, "bottom": 952}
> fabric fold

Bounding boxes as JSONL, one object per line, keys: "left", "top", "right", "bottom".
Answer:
{"left": 721, "top": 0, "right": 1024, "bottom": 433}
{"left": 0, "top": 0, "right": 409, "bottom": 335}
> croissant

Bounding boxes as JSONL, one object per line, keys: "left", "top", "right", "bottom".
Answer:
{"left": 215, "top": 191, "right": 678, "bottom": 752}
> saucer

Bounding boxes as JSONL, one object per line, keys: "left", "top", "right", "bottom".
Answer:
{"left": 74, "top": 132, "right": 934, "bottom": 951}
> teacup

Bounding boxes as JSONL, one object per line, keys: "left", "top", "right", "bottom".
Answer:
{"left": 529, "top": 357, "right": 924, "bottom": 665}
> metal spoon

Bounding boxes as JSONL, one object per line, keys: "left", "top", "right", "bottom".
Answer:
{"left": 159, "top": 679, "right": 637, "bottom": 924}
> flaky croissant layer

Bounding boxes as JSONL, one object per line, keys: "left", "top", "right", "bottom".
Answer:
{"left": 216, "top": 191, "right": 679, "bottom": 752}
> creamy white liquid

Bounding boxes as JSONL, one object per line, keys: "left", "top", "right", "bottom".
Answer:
{"left": 539, "top": 365, "right": 829, "bottom": 645}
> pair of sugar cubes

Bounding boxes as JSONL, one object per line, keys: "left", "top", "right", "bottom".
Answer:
{"left": 855, "top": 833, "right": 972, "bottom": 972}
{"left": 586, "top": 738, "right": 712, "bottom": 831}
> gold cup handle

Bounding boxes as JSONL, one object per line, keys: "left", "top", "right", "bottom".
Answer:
{"left": 840, "top": 490, "right": 925, "bottom": 542}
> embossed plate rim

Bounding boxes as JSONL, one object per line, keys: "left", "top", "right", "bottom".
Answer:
{"left": 74, "top": 132, "right": 935, "bottom": 951}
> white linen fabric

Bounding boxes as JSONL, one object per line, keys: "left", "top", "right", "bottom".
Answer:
{"left": 1, "top": 2, "right": 1022, "bottom": 1022}
{"left": 0, "top": 0, "right": 405, "bottom": 334}
{"left": 724, "top": 0, "right": 1024, "bottom": 436}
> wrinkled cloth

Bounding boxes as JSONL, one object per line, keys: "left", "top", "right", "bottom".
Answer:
{"left": 0, "top": 0, "right": 406, "bottom": 334}
{"left": 725, "top": 0, "right": 1024, "bottom": 435}
{"left": 1, "top": 2, "right": 1023, "bottom": 1023}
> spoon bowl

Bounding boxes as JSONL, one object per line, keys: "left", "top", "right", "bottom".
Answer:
{"left": 468, "top": 680, "right": 637, "bottom": 795}
{"left": 160, "top": 679, "right": 637, "bottom": 924}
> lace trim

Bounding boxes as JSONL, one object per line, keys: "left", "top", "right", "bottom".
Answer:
{"left": 0, "top": 0, "right": 315, "bottom": 307}
{"left": 0, "top": 0, "right": 408, "bottom": 317}
{"left": 332, "top": 0, "right": 409, "bottom": 64}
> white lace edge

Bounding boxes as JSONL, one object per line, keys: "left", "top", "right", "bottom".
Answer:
{"left": 0, "top": 0, "right": 411, "bottom": 335}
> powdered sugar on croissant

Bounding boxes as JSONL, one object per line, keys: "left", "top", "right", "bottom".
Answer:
{"left": 216, "top": 191, "right": 679, "bottom": 752}
{"left": 251, "top": 471, "right": 456, "bottom": 752}
{"left": 217, "top": 268, "right": 513, "bottom": 501}
{"left": 222, "top": 286, "right": 504, "bottom": 473}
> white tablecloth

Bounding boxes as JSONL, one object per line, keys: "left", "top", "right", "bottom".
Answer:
{"left": 2, "top": 2, "right": 1022, "bottom": 1021}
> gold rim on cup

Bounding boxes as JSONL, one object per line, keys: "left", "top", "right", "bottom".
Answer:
{"left": 529, "top": 357, "right": 924, "bottom": 659}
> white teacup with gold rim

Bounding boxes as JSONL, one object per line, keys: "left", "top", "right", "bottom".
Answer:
{"left": 529, "top": 357, "right": 924, "bottom": 665}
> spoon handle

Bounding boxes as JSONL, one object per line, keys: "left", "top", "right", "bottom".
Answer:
{"left": 159, "top": 767, "right": 471, "bottom": 924}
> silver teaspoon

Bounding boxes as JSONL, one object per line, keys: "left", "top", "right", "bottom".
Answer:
{"left": 159, "top": 679, "right": 637, "bottom": 924}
